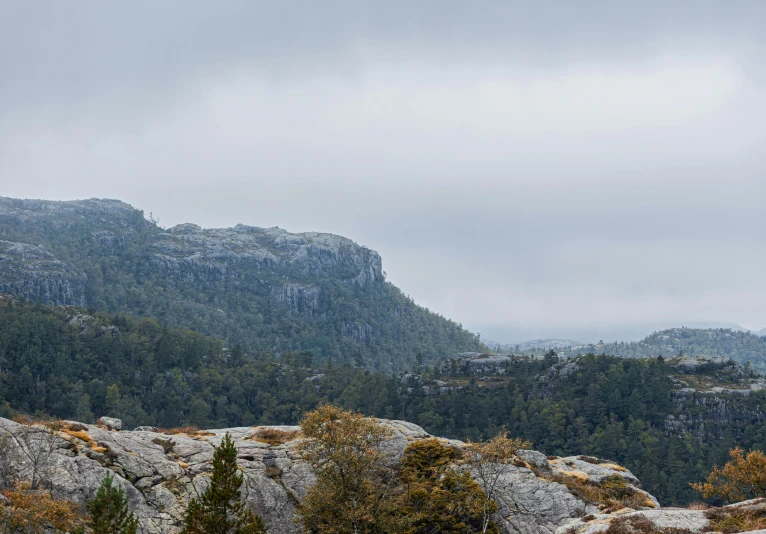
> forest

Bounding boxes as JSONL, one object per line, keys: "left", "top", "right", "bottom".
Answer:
{"left": 1, "top": 298, "right": 765, "bottom": 506}
{"left": 555, "top": 328, "right": 766, "bottom": 371}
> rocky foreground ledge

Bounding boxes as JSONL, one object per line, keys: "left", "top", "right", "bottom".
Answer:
{"left": 0, "top": 416, "right": 747, "bottom": 533}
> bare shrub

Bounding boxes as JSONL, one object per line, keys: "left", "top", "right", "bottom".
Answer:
{"left": 0, "top": 430, "right": 20, "bottom": 490}
{"left": 465, "top": 432, "right": 532, "bottom": 533}
{"left": 15, "top": 422, "right": 60, "bottom": 490}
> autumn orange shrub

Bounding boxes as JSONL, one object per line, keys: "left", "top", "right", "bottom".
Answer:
{"left": 691, "top": 448, "right": 766, "bottom": 503}
{"left": 0, "top": 480, "right": 85, "bottom": 533}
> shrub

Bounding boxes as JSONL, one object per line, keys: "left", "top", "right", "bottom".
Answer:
{"left": 297, "top": 405, "right": 392, "bottom": 534}
{"left": 181, "top": 433, "right": 266, "bottom": 534}
{"left": 704, "top": 501, "right": 766, "bottom": 533}
{"left": 691, "top": 448, "right": 766, "bottom": 503}
{"left": 398, "top": 438, "right": 498, "bottom": 534}
{"left": 0, "top": 480, "right": 85, "bottom": 533}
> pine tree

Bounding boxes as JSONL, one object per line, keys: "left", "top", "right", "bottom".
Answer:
{"left": 182, "top": 433, "right": 266, "bottom": 534}
{"left": 88, "top": 472, "right": 139, "bottom": 534}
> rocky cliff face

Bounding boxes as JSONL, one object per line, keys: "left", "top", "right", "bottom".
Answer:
{"left": 0, "top": 416, "right": 724, "bottom": 534}
{"left": 0, "top": 240, "right": 86, "bottom": 306}
{"left": 155, "top": 223, "right": 382, "bottom": 289}
{"left": 666, "top": 389, "right": 766, "bottom": 440}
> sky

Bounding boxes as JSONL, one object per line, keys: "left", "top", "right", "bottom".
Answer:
{"left": 0, "top": 1, "right": 764, "bottom": 343}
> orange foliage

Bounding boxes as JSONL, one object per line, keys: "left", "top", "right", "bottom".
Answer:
{"left": 1, "top": 481, "right": 85, "bottom": 533}
{"left": 692, "top": 448, "right": 766, "bottom": 503}
{"left": 63, "top": 429, "right": 94, "bottom": 444}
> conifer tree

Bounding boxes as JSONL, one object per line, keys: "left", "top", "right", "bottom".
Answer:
{"left": 88, "top": 472, "right": 139, "bottom": 534}
{"left": 182, "top": 433, "right": 266, "bottom": 534}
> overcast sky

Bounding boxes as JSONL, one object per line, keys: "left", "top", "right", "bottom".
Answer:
{"left": 1, "top": 1, "right": 764, "bottom": 342}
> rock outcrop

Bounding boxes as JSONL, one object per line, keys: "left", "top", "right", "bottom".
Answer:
{"left": 440, "top": 352, "right": 534, "bottom": 375}
{"left": 0, "top": 240, "right": 87, "bottom": 306}
{"left": 0, "top": 416, "right": 720, "bottom": 534}
{"left": 270, "top": 283, "right": 320, "bottom": 315}
{"left": 153, "top": 224, "right": 382, "bottom": 290}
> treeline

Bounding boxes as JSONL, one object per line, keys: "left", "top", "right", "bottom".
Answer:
{"left": 2, "top": 300, "right": 766, "bottom": 505}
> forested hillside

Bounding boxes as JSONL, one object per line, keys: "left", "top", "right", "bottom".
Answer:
{"left": 556, "top": 327, "right": 766, "bottom": 371}
{"left": 0, "top": 197, "right": 481, "bottom": 370}
{"left": 2, "top": 298, "right": 766, "bottom": 506}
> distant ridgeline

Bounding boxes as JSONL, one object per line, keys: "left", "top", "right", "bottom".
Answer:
{"left": 545, "top": 328, "right": 766, "bottom": 372}
{"left": 3, "top": 298, "right": 766, "bottom": 506}
{"left": 0, "top": 196, "right": 481, "bottom": 371}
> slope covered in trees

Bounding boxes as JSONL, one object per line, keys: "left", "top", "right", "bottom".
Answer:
{"left": 0, "top": 196, "right": 481, "bottom": 371}
{"left": 2, "top": 298, "right": 766, "bottom": 506}
{"left": 556, "top": 327, "right": 766, "bottom": 371}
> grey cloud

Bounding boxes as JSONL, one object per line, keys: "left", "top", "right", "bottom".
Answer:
{"left": 1, "top": 1, "right": 764, "bottom": 110}
{"left": 0, "top": 1, "right": 764, "bottom": 342}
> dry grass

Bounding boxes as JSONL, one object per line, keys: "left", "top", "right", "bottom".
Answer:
{"left": 687, "top": 502, "right": 710, "bottom": 511}
{"left": 606, "top": 515, "right": 693, "bottom": 533}
{"left": 96, "top": 441, "right": 119, "bottom": 459}
{"left": 249, "top": 427, "right": 301, "bottom": 446}
{"left": 705, "top": 501, "right": 766, "bottom": 533}
{"left": 63, "top": 429, "right": 94, "bottom": 445}
{"left": 600, "top": 463, "right": 628, "bottom": 472}
{"left": 553, "top": 473, "right": 655, "bottom": 513}
{"left": 577, "top": 456, "right": 628, "bottom": 472}
{"left": 156, "top": 426, "right": 215, "bottom": 436}
{"left": 12, "top": 416, "right": 72, "bottom": 431}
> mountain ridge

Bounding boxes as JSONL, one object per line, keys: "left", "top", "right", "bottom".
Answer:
{"left": 552, "top": 326, "right": 766, "bottom": 371}
{"left": 0, "top": 196, "right": 482, "bottom": 371}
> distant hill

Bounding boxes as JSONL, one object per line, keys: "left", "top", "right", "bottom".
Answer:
{"left": 484, "top": 338, "right": 582, "bottom": 352}
{"left": 0, "top": 196, "right": 482, "bottom": 371}
{"left": 557, "top": 327, "right": 766, "bottom": 371}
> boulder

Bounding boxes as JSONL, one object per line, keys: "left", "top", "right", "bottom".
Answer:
{"left": 97, "top": 417, "right": 123, "bottom": 431}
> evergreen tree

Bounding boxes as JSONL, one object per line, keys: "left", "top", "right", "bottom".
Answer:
{"left": 182, "top": 433, "right": 266, "bottom": 534}
{"left": 88, "top": 472, "right": 139, "bottom": 534}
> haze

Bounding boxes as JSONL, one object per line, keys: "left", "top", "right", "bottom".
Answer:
{"left": 1, "top": 1, "right": 764, "bottom": 342}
